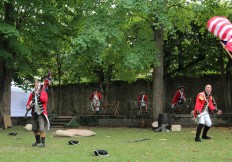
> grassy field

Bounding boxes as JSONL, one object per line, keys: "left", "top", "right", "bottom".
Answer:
{"left": 0, "top": 126, "right": 232, "bottom": 162}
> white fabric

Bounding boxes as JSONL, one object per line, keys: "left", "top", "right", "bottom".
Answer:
{"left": 92, "top": 94, "right": 100, "bottom": 111}
{"left": 34, "top": 94, "right": 43, "bottom": 115}
{"left": 10, "top": 86, "right": 31, "bottom": 117}
{"left": 44, "top": 114, "right": 50, "bottom": 131}
{"left": 140, "top": 95, "right": 146, "bottom": 107}
{"left": 179, "top": 90, "right": 183, "bottom": 99}
{"left": 54, "top": 130, "right": 76, "bottom": 137}
{"left": 54, "top": 129, "right": 96, "bottom": 137}
{"left": 197, "top": 110, "right": 212, "bottom": 127}
{"left": 24, "top": 124, "right": 32, "bottom": 131}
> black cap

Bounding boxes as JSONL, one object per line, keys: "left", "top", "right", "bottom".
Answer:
{"left": 94, "top": 150, "right": 109, "bottom": 156}
{"left": 9, "top": 132, "right": 17, "bottom": 136}
{"left": 68, "top": 140, "right": 80, "bottom": 145}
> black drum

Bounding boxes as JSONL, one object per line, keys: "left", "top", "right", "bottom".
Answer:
{"left": 158, "top": 113, "right": 171, "bottom": 130}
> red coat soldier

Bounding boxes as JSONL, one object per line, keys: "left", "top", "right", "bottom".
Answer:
{"left": 138, "top": 92, "right": 148, "bottom": 115}
{"left": 89, "top": 89, "right": 102, "bottom": 114}
{"left": 194, "top": 84, "right": 222, "bottom": 142}
{"left": 171, "top": 86, "right": 186, "bottom": 112}
{"left": 26, "top": 81, "right": 49, "bottom": 147}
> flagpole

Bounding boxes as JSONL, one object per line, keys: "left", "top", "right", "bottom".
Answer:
{"left": 220, "top": 42, "right": 232, "bottom": 59}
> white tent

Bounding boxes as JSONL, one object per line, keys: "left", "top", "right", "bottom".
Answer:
{"left": 10, "top": 86, "right": 31, "bottom": 117}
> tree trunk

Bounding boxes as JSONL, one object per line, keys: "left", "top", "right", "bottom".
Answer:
{"left": 225, "top": 71, "right": 231, "bottom": 112}
{"left": 219, "top": 46, "right": 232, "bottom": 112}
{"left": 0, "top": 63, "right": 12, "bottom": 127}
{"left": 152, "top": 28, "right": 164, "bottom": 121}
{"left": 56, "top": 53, "right": 63, "bottom": 115}
{"left": 0, "top": 1, "right": 15, "bottom": 126}
{"left": 225, "top": 58, "right": 232, "bottom": 112}
{"left": 100, "top": 65, "right": 113, "bottom": 108}
{"left": 50, "top": 84, "right": 55, "bottom": 114}
{"left": 57, "top": 66, "right": 61, "bottom": 115}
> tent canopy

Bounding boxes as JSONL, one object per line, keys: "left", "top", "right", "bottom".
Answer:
{"left": 11, "top": 86, "right": 31, "bottom": 117}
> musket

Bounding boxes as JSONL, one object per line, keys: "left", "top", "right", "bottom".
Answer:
{"left": 187, "top": 98, "right": 192, "bottom": 114}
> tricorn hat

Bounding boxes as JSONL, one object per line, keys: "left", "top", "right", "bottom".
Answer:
{"left": 93, "top": 88, "right": 99, "bottom": 91}
{"left": 94, "top": 150, "right": 109, "bottom": 156}
{"left": 68, "top": 140, "right": 80, "bottom": 145}
{"left": 178, "top": 86, "right": 185, "bottom": 90}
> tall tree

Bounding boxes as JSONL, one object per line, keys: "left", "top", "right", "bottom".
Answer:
{"left": 163, "top": 0, "right": 232, "bottom": 112}
{"left": 68, "top": 0, "right": 156, "bottom": 105}
{"left": 117, "top": 0, "right": 196, "bottom": 120}
{"left": 0, "top": 0, "right": 74, "bottom": 124}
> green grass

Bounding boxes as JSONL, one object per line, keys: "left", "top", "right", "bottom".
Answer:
{"left": 1, "top": 126, "right": 232, "bottom": 162}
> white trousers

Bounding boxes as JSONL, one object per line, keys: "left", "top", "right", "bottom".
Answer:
{"left": 91, "top": 99, "right": 100, "bottom": 111}
{"left": 197, "top": 110, "right": 212, "bottom": 127}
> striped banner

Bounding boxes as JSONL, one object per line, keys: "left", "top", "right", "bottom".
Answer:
{"left": 207, "top": 16, "right": 232, "bottom": 52}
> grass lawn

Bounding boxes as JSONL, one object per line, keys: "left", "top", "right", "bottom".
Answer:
{"left": 0, "top": 126, "right": 232, "bottom": 162}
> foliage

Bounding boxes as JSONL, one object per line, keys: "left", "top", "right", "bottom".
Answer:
{"left": 62, "top": 0, "right": 159, "bottom": 84}
{"left": 164, "top": 0, "right": 232, "bottom": 77}
{"left": 0, "top": 0, "right": 75, "bottom": 86}
{"left": 1, "top": 0, "right": 231, "bottom": 84}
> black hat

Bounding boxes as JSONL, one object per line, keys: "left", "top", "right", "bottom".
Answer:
{"left": 178, "top": 86, "right": 185, "bottom": 90}
{"left": 9, "top": 132, "right": 17, "bottom": 136}
{"left": 93, "top": 88, "right": 99, "bottom": 91}
{"left": 68, "top": 140, "right": 80, "bottom": 145}
{"left": 139, "top": 92, "right": 145, "bottom": 95}
{"left": 94, "top": 150, "right": 109, "bottom": 156}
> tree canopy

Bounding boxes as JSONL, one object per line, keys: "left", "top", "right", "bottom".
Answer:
{"left": 1, "top": 0, "right": 232, "bottom": 121}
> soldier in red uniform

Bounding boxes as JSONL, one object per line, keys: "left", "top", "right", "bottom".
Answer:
{"left": 26, "top": 81, "right": 49, "bottom": 147}
{"left": 194, "top": 84, "right": 222, "bottom": 142}
{"left": 171, "top": 86, "right": 186, "bottom": 113}
{"left": 89, "top": 89, "right": 102, "bottom": 114}
{"left": 138, "top": 92, "right": 149, "bottom": 115}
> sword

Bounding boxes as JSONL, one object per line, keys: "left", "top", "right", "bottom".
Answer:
{"left": 24, "top": 108, "right": 31, "bottom": 118}
{"left": 25, "top": 101, "right": 32, "bottom": 118}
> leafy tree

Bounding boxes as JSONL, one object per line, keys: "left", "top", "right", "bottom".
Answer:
{"left": 117, "top": 0, "right": 197, "bottom": 120}
{"left": 164, "top": 0, "right": 232, "bottom": 112}
{"left": 0, "top": 0, "right": 75, "bottom": 123}
{"left": 65, "top": 0, "right": 156, "bottom": 105}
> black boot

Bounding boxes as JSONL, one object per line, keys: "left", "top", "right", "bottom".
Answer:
{"left": 202, "top": 126, "right": 211, "bottom": 139}
{"left": 32, "top": 135, "right": 41, "bottom": 146}
{"left": 195, "top": 124, "right": 204, "bottom": 142}
{"left": 40, "top": 137, "right": 45, "bottom": 148}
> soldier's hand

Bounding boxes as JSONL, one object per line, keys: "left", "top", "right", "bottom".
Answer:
{"left": 217, "top": 110, "right": 222, "bottom": 115}
{"left": 26, "top": 105, "right": 30, "bottom": 110}
{"left": 196, "top": 114, "right": 201, "bottom": 120}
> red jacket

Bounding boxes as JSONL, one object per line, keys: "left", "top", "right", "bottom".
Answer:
{"left": 26, "top": 90, "right": 48, "bottom": 116}
{"left": 138, "top": 95, "right": 148, "bottom": 106}
{"left": 172, "top": 90, "right": 185, "bottom": 104}
{"left": 194, "top": 91, "right": 216, "bottom": 117}
{"left": 90, "top": 92, "right": 102, "bottom": 101}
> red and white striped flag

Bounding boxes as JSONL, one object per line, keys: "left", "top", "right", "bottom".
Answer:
{"left": 207, "top": 16, "right": 232, "bottom": 52}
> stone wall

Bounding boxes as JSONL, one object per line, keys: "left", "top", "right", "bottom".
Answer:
{"left": 47, "top": 75, "right": 231, "bottom": 116}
